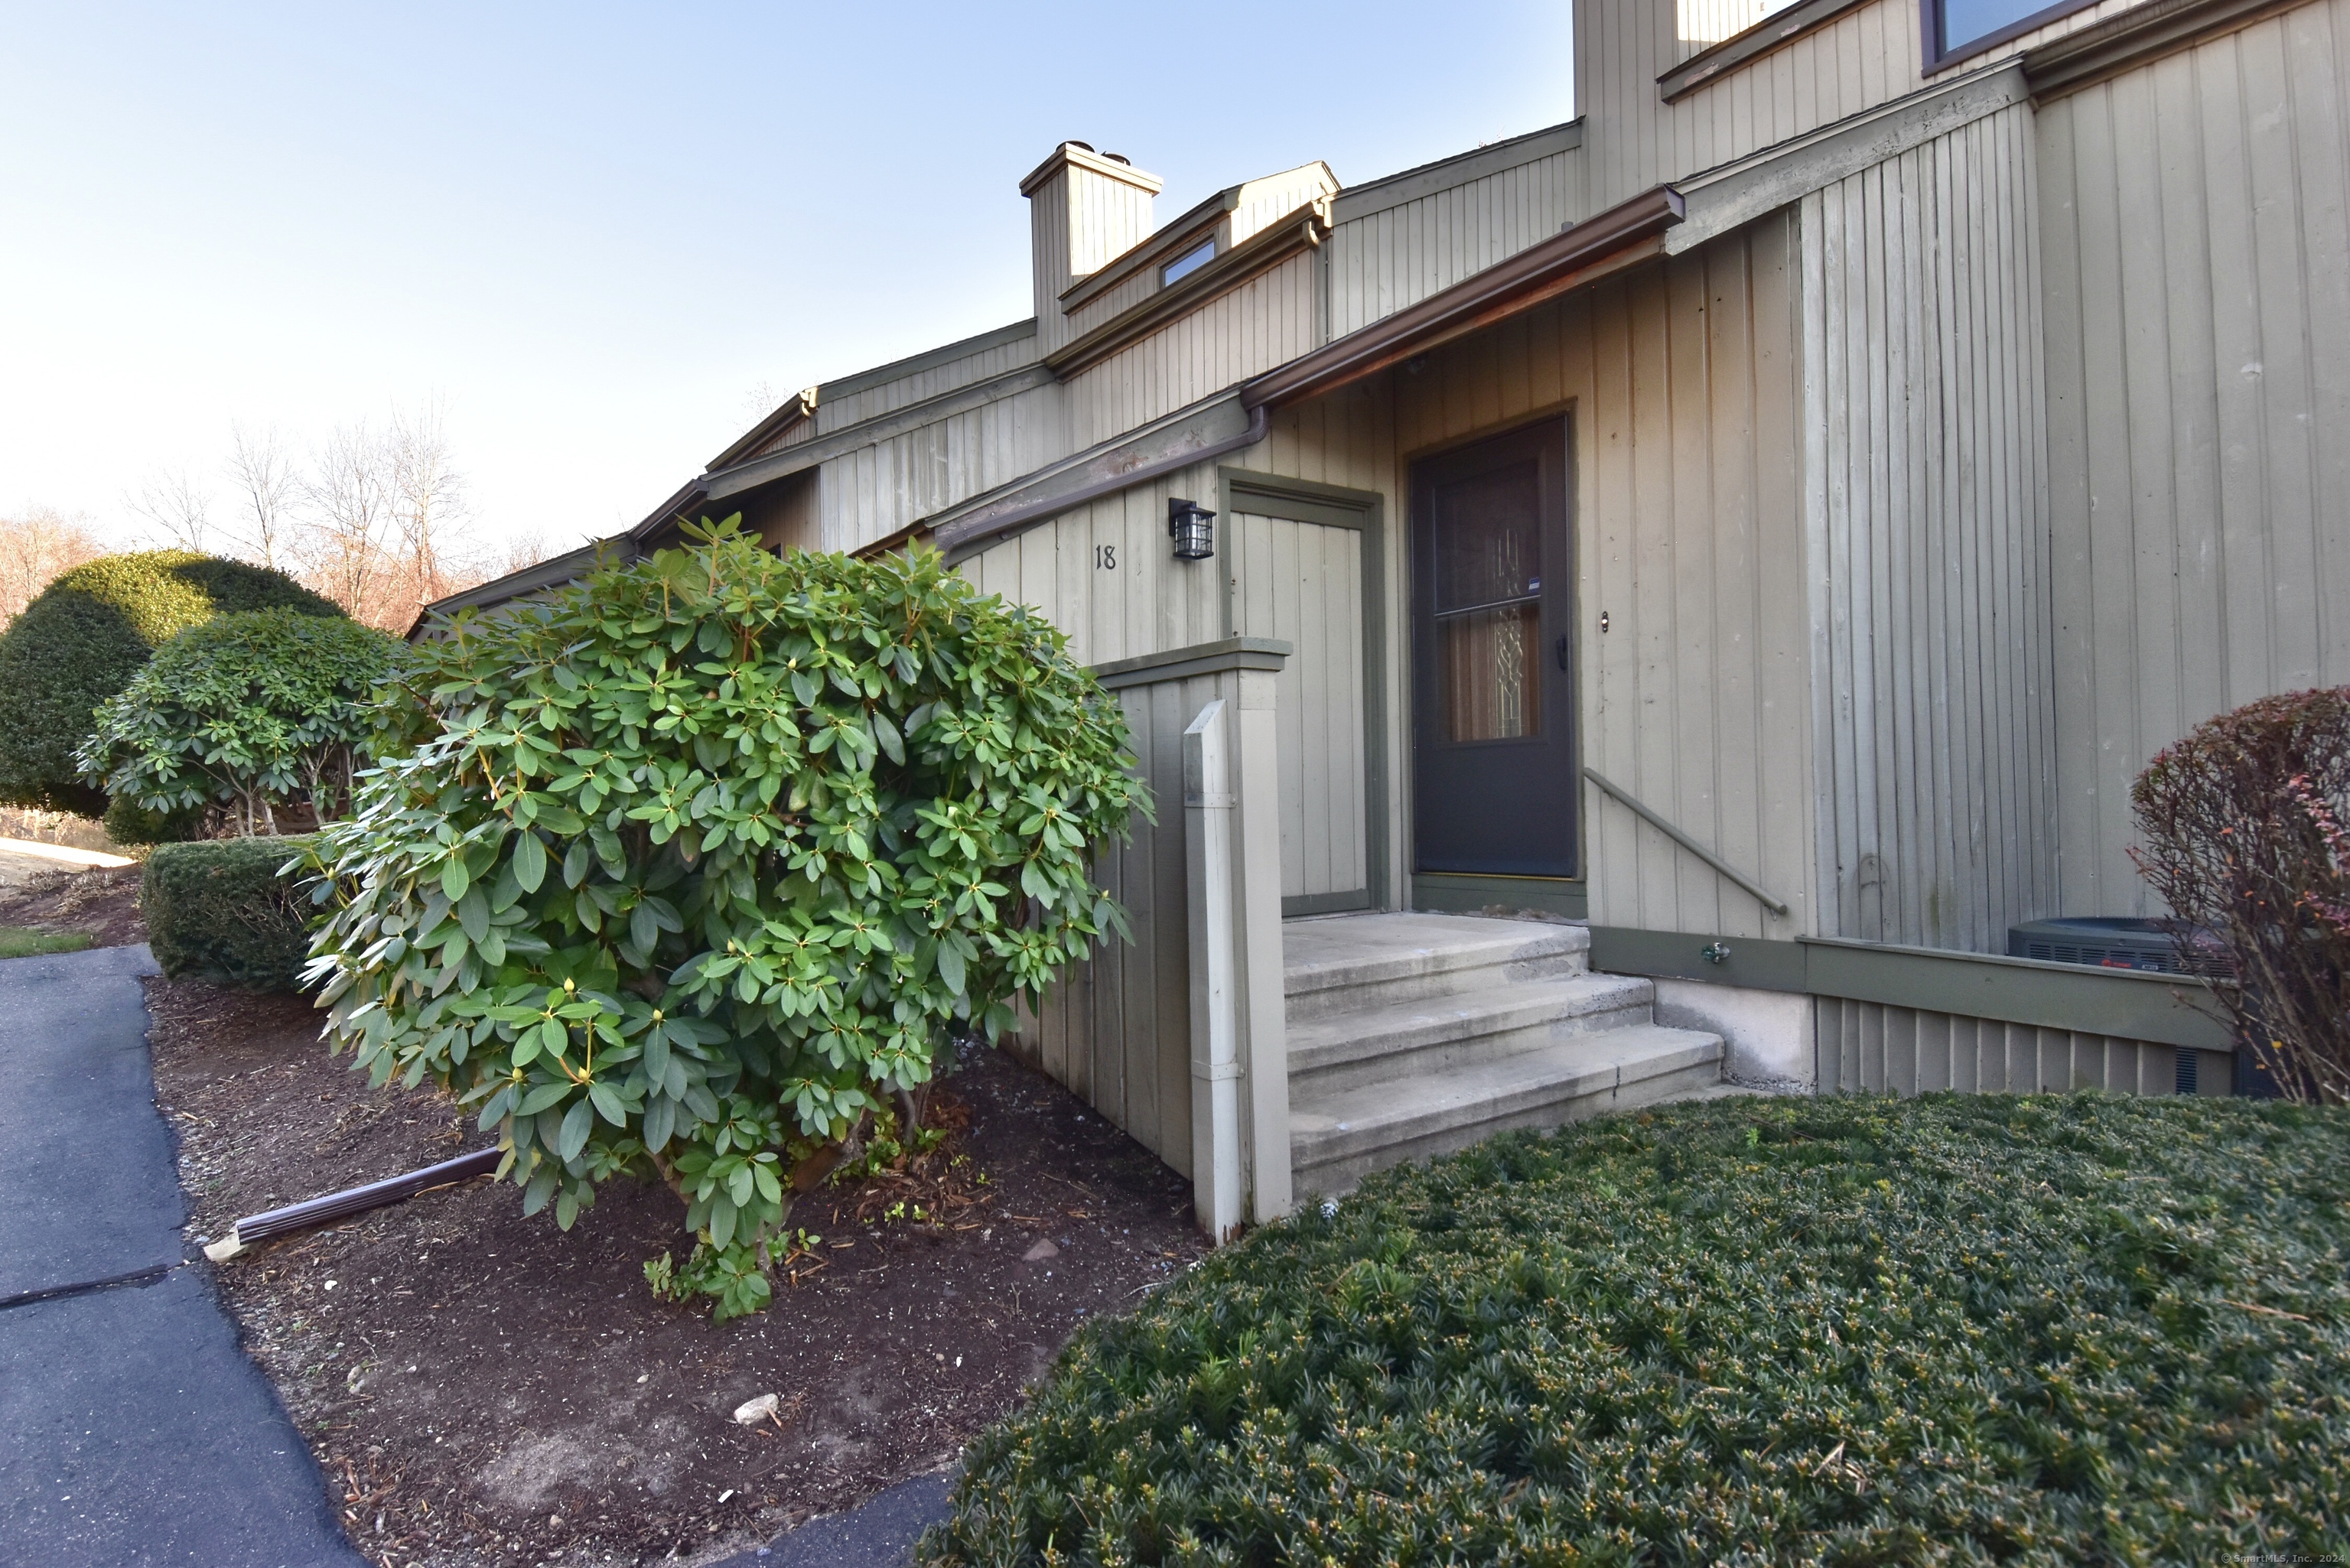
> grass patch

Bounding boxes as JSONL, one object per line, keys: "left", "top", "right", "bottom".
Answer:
{"left": 0, "top": 926, "right": 93, "bottom": 958}
{"left": 921, "top": 1094, "right": 2350, "bottom": 1564}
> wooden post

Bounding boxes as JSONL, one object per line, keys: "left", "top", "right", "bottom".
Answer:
{"left": 1183, "top": 698, "right": 1244, "bottom": 1239}
{"left": 1232, "top": 666, "right": 1292, "bottom": 1224}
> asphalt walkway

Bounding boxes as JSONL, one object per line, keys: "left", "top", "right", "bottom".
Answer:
{"left": 0, "top": 945, "right": 368, "bottom": 1567}
{"left": 715, "top": 1466, "right": 958, "bottom": 1567}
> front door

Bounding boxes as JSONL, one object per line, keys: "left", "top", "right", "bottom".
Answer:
{"left": 1409, "top": 419, "right": 1577, "bottom": 877}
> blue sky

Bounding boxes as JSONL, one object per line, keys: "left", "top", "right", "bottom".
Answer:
{"left": 1, "top": 3, "right": 1576, "bottom": 553}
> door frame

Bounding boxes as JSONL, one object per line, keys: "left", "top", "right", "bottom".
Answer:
{"left": 1216, "top": 467, "right": 1391, "bottom": 916}
{"left": 1398, "top": 408, "right": 1589, "bottom": 918}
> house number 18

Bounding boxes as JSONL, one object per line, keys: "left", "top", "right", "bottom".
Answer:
{"left": 1095, "top": 545, "right": 1117, "bottom": 571}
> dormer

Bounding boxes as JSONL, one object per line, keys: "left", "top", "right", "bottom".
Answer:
{"left": 1038, "top": 159, "right": 1340, "bottom": 374}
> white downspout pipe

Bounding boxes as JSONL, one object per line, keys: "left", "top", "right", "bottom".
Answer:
{"left": 1183, "top": 698, "right": 1245, "bottom": 1240}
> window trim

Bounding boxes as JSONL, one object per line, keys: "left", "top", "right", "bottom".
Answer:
{"left": 1921, "top": 0, "right": 2104, "bottom": 72}
{"left": 1160, "top": 237, "right": 1218, "bottom": 288}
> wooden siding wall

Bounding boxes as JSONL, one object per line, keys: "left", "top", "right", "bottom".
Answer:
{"left": 2038, "top": 0, "right": 2350, "bottom": 914}
{"left": 956, "top": 462, "right": 1381, "bottom": 912}
{"left": 1165, "top": 221, "right": 1819, "bottom": 940}
{"left": 1020, "top": 668, "right": 1244, "bottom": 1176}
{"left": 1069, "top": 257, "right": 1177, "bottom": 339}
{"left": 810, "top": 330, "right": 1041, "bottom": 434}
{"left": 1066, "top": 254, "right": 1322, "bottom": 447}
{"left": 744, "top": 330, "right": 1043, "bottom": 464}
{"left": 812, "top": 382, "right": 1067, "bottom": 554}
{"left": 1801, "top": 102, "right": 2059, "bottom": 952}
{"left": 744, "top": 470, "right": 819, "bottom": 553}
{"left": 1031, "top": 168, "right": 1076, "bottom": 352}
{"left": 1574, "top": 0, "right": 2156, "bottom": 207}
{"left": 955, "top": 457, "right": 1230, "bottom": 665}
{"left": 1230, "top": 165, "right": 1340, "bottom": 243}
{"left": 1816, "top": 996, "right": 2234, "bottom": 1095}
{"left": 1677, "top": 0, "right": 1798, "bottom": 53}
{"left": 1324, "top": 149, "right": 1592, "bottom": 338}
{"left": 1381, "top": 220, "right": 1818, "bottom": 939}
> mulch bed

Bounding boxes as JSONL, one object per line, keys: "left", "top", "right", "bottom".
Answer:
{"left": 0, "top": 860, "right": 145, "bottom": 948}
{"left": 147, "top": 976, "right": 1209, "bottom": 1568}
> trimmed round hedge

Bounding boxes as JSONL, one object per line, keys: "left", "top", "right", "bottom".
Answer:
{"left": 922, "top": 1093, "right": 2349, "bottom": 1565}
{"left": 142, "top": 834, "right": 316, "bottom": 990}
{"left": 0, "top": 551, "right": 340, "bottom": 815}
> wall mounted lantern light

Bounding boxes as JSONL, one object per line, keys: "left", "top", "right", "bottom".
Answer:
{"left": 1168, "top": 498, "right": 1216, "bottom": 561}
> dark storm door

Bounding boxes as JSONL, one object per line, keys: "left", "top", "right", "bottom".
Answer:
{"left": 1410, "top": 419, "right": 1578, "bottom": 877}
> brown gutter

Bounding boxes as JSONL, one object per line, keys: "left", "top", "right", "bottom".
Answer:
{"left": 409, "top": 476, "right": 708, "bottom": 634}
{"left": 1241, "top": 184, "right": 1685, "bottom": 411}
{"left": 848, "top": 399, "right": 1276, "bottom": 563}
{"left": 2023, "top": 0, "right": 2317, "bottom": 99}
{"left": 934, "top": 402, "right": 1270, "bottom": 560}
{"left": 626, "top": 477, "right": 713, "bottom": 545}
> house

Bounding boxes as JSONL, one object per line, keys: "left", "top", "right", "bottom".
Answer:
{"left": 440, "top": 0, "right": 2345, "bottom": 1228}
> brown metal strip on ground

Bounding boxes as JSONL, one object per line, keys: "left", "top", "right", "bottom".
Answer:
{"left": 230, "top": 1147, "right": 503, "bottom": 1248}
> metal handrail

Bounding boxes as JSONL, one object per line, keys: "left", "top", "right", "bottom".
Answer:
{"left": 1580, "top": 766, "right": 1792, "bottom": 916}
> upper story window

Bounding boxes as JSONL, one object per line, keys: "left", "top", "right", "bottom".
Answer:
{"left": 1924, "top": 0, "right": 2098, "bottom": 69}
{"left": 1161, "top": 238, "right": 1216, "bottom": 287}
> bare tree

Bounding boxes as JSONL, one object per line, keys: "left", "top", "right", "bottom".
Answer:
{"left": 224, "top": 421, "right": 301, "bottom": 569}
{"left": 491, "top": 529, "right": 558, "bottom": 578}
{"left": 0, "top": 506, "right": 104, "bottom": 627}
{"left": 125, "top": 467, "right": 213, "bottom": 551}
{"left": 300, "top": 421, "right": 400, "bottom": 627}
{"left": 387, "top": 399, "right": 469, "bottom": 609}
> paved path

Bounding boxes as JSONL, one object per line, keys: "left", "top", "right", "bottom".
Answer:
{"left": 713, "top": 1467, "right": 959, "bottom": 1568}
{"left": 0, "top": 945, "right": 367, "bottom": 1567}
{"left": 0, "top": 836, "right": 132, "bottom": 896}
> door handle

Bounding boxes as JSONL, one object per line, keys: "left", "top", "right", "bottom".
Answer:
{"left": 1555, "top": 635, "right": 1570, "bottom": 671}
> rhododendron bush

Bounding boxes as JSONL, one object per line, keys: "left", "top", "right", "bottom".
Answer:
{"left": 302, "top": 521, "right": 1144, "bottom": 1316}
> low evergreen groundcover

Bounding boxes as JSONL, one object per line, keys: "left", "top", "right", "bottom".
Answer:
{"left": 921, "top": 1093, "right": 2348, "bottom": 1565}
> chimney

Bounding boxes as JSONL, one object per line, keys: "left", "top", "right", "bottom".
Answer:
{"left": 1022, "top": 142, "right": 1162, "bottom": 352}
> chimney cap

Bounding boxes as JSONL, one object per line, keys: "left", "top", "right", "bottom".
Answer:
{"left": 1020, "top": 141, "right": 1163, "bottom": 197}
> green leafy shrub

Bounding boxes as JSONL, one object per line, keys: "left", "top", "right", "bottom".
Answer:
{"left": 0, "top": 551, "right": 340, "bottom": 815}
{"left": 2134, "top": 686, "right": 2350, "bottom": 1103}
{"left": 78, "top": 609, "right": 403, "bottom": 837}
{"left": 922, "top": 1094, "right": 2350, "bottom": 1565}
{"left": 143, "top": 834, "right": 317, "bottom": 988}
{"left": 101, "top": 793, "right": 204, "bottom": 847}
{"left": 301, "top": 521, "right": 1144, "bottom": 1312}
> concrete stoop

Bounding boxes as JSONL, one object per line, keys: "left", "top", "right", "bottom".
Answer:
{"left": 1284, "top": 912, "right": 1727, "bottom": 1197}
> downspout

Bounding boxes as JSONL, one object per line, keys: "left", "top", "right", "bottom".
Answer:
{"left": 203, "top": 1147, "right": 502, "bottom": 1262}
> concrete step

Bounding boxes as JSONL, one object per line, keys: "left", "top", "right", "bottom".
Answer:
{"left": 1282, "top": 912, "right": 1589, "bottom": 1023}
{"left": 1287, "top": 972, "right": 1658, "bottom": 1096}
{"left": 1287, "top": 1023, "right": 1726, "bottom": 1198}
